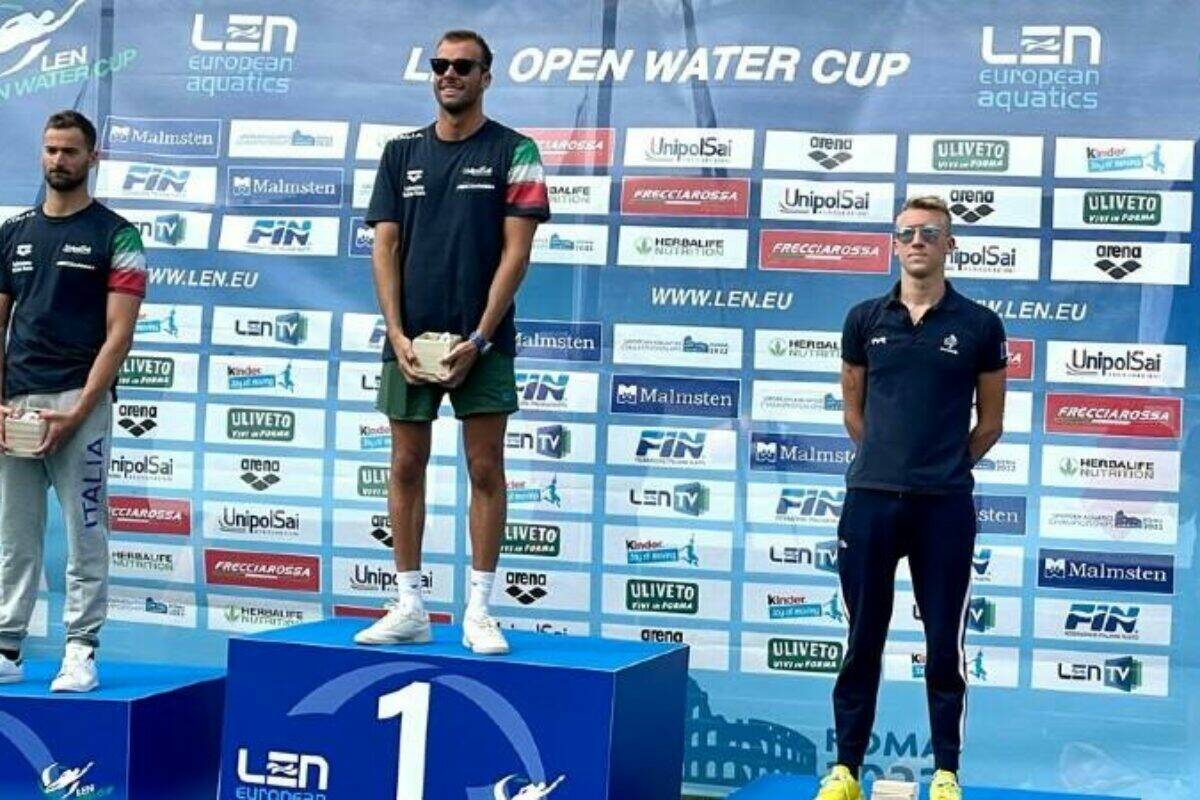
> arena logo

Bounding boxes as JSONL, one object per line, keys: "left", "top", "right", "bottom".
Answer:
{"left": 946, "top": 187, "right": 996, "bottom": 224}
{"left": 240, "top": 457, "right": 281, "bottom": 492}
{"left": 977, "top": 25, "right": 1102, "bottom": 112}
{"left": 620, "top": 177, "right": 749, "bottom": 217}
{"left": 103, "top": 116, "right": 221, "bottom": 158}
{"left": 187, "top": 12, "right": 297, "bottom": 96}
{"left": 1044, "top": 393, "right": 1181, "bottom": 439}
{"left": 807, "top": 134, "right": 855, "bottom": 169}
{"left": 109, "top": 496, "right": 191, "bottom": 535}
{"left": 204, "top": 548, "right": 320, "bottom": 592}
{"left": 504, "top": 571, "right": 549, "bottom": 605}
{"left": 759, "top": 230, "right": 890, "bottom": 273}
{"left": 0, "top": 0, "right": 137, "bottom": 104}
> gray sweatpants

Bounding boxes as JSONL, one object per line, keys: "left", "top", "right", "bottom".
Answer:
{"left": 0, "top": 388, "right": 112, "bottom": 650}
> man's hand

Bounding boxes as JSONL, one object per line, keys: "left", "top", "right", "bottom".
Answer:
{"left": 440, "top": 341, "right": 479, "bottom": 388}
{"left": 389, "top": 331, "right": 427, "bottom": 385}
{"left": 34, "top": 407, "right": 84, "bottom": 456}
{"left": 0, "top": 404, "right": 10, "bottom": 453}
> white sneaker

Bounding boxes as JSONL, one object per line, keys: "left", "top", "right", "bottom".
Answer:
{"left": 50, "top": 642, "right": 98, "bottom": 693}
{"left": 0, "top": 653, "right": 22, "bottom": 684}
{"left": 462, "top": 611, "right": 510, "bottom": 655}
{"left": 354, "top": 601, "right": 432, "bottom": 645}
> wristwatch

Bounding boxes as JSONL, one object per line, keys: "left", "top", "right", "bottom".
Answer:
{"left": 468, "top": 330, "right": 493, "bottom": 354}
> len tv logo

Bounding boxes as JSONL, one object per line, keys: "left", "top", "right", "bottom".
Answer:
{"left": 133, "top": 213, "right": 188, "bottom": 246}
{"left": 235, "top": 312, "right": 308, "bottom": 346}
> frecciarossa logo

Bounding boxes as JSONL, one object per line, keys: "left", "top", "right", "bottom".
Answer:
{"left": 204, "top": 548, "right": 320, "bottom": 592}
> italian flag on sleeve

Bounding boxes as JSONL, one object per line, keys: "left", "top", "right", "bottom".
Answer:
{"left": 108, "top": 225, "right": 148, "bottom": 297}
{"left": 505, "top": 137, "right": 551, "bottom": 221}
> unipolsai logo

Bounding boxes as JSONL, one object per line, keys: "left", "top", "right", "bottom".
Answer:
{"left": 40, "top": 761, "right": 115, "bottom": 798}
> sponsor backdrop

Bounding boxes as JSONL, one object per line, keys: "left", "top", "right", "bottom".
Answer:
{"left": 0, "top": 0, "right": 1197, "bottom": 796}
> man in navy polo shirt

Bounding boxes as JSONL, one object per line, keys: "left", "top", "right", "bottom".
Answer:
{"left": 814, "top": 196, "right": 1007, "bottom": 800}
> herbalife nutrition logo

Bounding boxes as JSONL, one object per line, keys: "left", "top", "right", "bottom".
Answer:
{"left": 625, "top": 578, "right": 699, "bottom": 614}
{"left": 118, "top": 355, "right": 174, "bottom": 388}
{"left": 227, "top": 408, "right": 295, "bottom": 441}
{"left": 767, "top": 637, "right": 843, "bottom": 674}
{"left": 933, "top": 139, "right": 1009, "bottom": 172}
{"left": 1083, "top": 191, "right": 1162, "bottom": 226}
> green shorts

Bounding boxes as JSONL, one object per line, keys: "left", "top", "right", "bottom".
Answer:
{"left": 375, "top": 352, "right": 519, "bottom": 422}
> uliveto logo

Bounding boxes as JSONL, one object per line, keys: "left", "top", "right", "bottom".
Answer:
{"left": 204, "top": 549, "right": 319, "bottom": 592}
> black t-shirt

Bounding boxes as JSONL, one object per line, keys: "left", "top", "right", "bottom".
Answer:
{"left": 365, "top": 119, "right": 550, "bottom": 358}
{"left": 0, "top": 202, "right": 147, "bottom": 398}
{"left": 841, "top": 281, "right": 1007, "bottom": 494}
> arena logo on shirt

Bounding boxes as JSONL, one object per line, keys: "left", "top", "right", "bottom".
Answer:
{"left": 524, "top": 128, "right": 614, "bottom": 167}
{"left": 103, "top": 116, "right": 222, "bottom": 159}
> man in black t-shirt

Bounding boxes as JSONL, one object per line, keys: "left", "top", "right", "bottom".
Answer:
{"left": 0, "top": 111, "right": 146, "bottom": 692}
{"left": 814, "top": 196, "right": 1007, "bottom": 800}
{"left": 357, "top": 29, "right": 549, "bottom": 655}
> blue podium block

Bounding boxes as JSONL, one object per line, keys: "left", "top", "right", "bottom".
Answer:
{"left": 0, "top": 661, "right": 224, "bottom": 800}
{"left": 218, "top": 619, "right": 689, "bottom": 799}
{"left": 730, "top": 774, "right": 1134, "bottom": 800}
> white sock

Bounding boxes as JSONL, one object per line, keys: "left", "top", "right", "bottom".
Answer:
{"left": 396, "top": 570, "right": 425, "bottom": 613}
{"left": 467, "top": 569, "right": 495, "bottom": 618}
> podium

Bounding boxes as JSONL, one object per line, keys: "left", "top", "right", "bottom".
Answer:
{"left": 0, "top": 661, "right": 224, "bottom": 800}
{"left": 217, "top": 619, "right": 689, "bottom": 799}
{"left": 729, "top": 774, "right": 1135, "bottom": 800}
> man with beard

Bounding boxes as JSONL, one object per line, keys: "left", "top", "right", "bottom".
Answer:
{"left": 357, "top": 30, "right": 549, "bottom": 654}
{"left": 0, "top": 110, "right": 146, "bottom": 692}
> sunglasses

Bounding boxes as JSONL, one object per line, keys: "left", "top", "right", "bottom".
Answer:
{"left": 429, "top": 58, "right": 486, "bottom": 76}
{"left": 894, "top": 225, "right": 947, "bottom": 244}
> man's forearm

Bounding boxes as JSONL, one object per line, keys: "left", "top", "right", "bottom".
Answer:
{"left": 844, "top": 413, "right": 864, "bottom": 446}
{"left": 968, "top": 424, "right": 1003, "bottom": 464}
{"left": 371, "top": 235, "right": 404, "bottom": 336}
{"left": 475, "top": 255, "right": 528, "bottom": 340}
{"left": 74, "top": 333, "right": 133, "bottom": 417}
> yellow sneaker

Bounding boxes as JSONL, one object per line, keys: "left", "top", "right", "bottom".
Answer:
{"left": 814, "top": 765, "right": 862, "bottom": 800}
{"left": 930, "top": 770, "right": 962, "bottom": 800}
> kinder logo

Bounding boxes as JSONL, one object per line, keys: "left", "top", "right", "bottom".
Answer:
{"left": 620, "top": 177, "right": 749, "bottom": 218}
{"left": 1039, "top": 549, "right": 1174, "bottom": 595}
{"left": 1007, "top": 339, "right": 1034, "bottom": 380}
{"left": 103, "top": 116, "right": 221, "bottom": 158}
{"left": 750, "top": 432, "right": 856, "bottom": 475}
{"left": 204, "top": 549, "right": 320, "bottom": 592}
{"left": 1045, "top": 393, "right": 1181, "bottom": 439}
{"left": 109, "top": 496, "right": 191, "bottom": 535}
{"left": 516, "top": 320, "right": 602, "bottom": 362}
{"left": 974, "top": 495, "right": 1026, "bottom": 535}
{"left": 523, "top": 128, "right": 613, "bottom": 167}
{"left": 760, "top": 230, "right": 890, "bottom": 273}
{"left": 610, "top": 375, "right": 739, "bottom": 419}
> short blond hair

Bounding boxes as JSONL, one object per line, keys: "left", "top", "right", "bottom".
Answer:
{"left": 898, "top": 195, "right": 952, "bottom": 232}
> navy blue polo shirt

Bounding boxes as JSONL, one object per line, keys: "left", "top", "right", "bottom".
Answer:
{"left": 841, "top": 281, "right": 1007, "bottom": 494}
